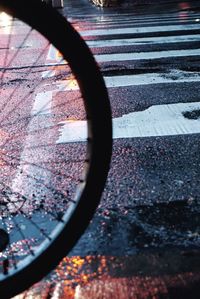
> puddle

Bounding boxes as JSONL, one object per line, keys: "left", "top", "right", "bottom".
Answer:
{"left": 183, "top": 109, "right": 200, "bottom": 120}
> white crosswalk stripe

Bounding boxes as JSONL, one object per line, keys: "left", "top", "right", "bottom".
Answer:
{"left": 87, "top": 34, "right": 200, "bottom": 47}
{"left": 94, "top": 48, "right": 200, "bottom": 62}
{"left": 55, "top": 70, "right": 200, "bottom": 90}
{"left": 80, "top": 23, "right": 200, "bottom": 36}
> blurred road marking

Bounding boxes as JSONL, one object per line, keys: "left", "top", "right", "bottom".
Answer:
{"left": 46, "top": 40, "right": 200, "bottom": 65}
{"left": 53, "top": 69, "right": 200, "bottom": 90}
{"left": 79, "top": 15, "right": 200, "bottom": 26}
{"left": 80, "top": 24, "right": 200, "bottom": 36}
{"left": 103, "top": 70, "right": 200, "bottom": 87}
{"left": 86, "top": 34, "right": 200, "bottom": 47}
{"left": 95, "top": 48, "right": 200, "bottom": 62}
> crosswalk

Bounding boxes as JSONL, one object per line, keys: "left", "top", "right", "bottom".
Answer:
{"left": 5, "top": 4, "right": 199, "bottom": 297}
{"left": 53, "top": 5, "right": 200, "bottom": 295}
{"left": 34, "top": 7, "right": 200, "bottom": 142}
{"left": 56, "top": 8, "right": 200, "bottom": 142}
{"left": 1, "top": 5, "right": 199, "bottom": 298}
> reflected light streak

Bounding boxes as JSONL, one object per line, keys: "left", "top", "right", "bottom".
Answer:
{"left": 54, "top": 255, "right": 200, "bottom": 298}
{"left": 55, "top": 256, "right": 108, "bottom": 298}
{"left": 12, "top": 254, "right": 200, "bottom": 298}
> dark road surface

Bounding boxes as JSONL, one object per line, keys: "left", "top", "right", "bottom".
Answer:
{"left": 63, "top": 0, "right": 200, "bottom": 254}
{"left": 0, "top": 0, "right": 199, "bottom": 297}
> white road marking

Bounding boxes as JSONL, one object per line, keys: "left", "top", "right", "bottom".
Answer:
{"left": 57, "top": 120, "right": 87, "bottom": 143}
{"left": 16, "top": 21, "right": 200, "bottom": 147}
{"left": 47, "top": 44, "right": 200, "bottom": 64}
{"left": 86, "top": 34, "right": 200, "bottom": 47}
{"left": 10, "top": 107, "right": 54, "bottom": 212}
{"left": 80, "top": 15, "right": 200, "bottom": 25}
{"left": 57, "top": 102, "right": 200, "bottom": 143}
{"left": 10, "top": 45, "right": 56, "bottom": 212}
{"left": 95, "top": 48, "right": 200, "bottom": 62}
{"left": 32, "top": 91, "right": 52, "bottom": 115}
{"left": 80, "top": 24, "right": 200, "bottom": 36}
{"left": 103, "top": 70, "right": 200, "bottom": 87}
{"left": 45, "top": 46, "right": 200, "bottom": 88}
{"left": 54, "top": 69, "right": 200, "bottom": 90}
{"left": 42, "top": 70, "right": 56, "bottom": 78}
{"left": 47, "top": 44, "right": 59, "bottom": 60}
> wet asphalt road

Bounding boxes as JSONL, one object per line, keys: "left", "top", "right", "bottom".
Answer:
{"left": 0, "top": 0, "right": 200, "bottom": 297}
{"left": 60, "top": 0, "right": 200, "bottom": 257}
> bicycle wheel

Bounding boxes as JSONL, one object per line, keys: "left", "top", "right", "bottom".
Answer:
{"left": 0, "top": 0, "right": 112, "bottom": 297}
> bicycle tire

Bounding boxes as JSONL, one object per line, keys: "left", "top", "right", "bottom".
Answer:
{"left": 0, "top": 0, "right": 112, "bottom": 297}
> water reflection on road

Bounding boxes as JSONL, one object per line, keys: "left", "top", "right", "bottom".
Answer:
{"left": 14, "top": 252, "right": 200, "bottom": 298}
{"left": 7, "top": 0, "right": 200, "bottom": 297}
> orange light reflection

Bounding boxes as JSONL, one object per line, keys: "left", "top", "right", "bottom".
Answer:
{"left": 15, "top": 254, "right": 200, "bottom": 298}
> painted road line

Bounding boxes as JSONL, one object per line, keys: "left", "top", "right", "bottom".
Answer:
{"left": 10, "top": 45, "right": 57, "bottom": 212}
{"left": 77, "top": 19, "right": 200, "bottom": 31}
{"left": 57, "top": 119, "right": 87, "bottom": 143}
{"left": 104, "top": 70, "right": 200, "bottom": 87}
{"left": 86, "top": 34, "right": 200, "bottom": 47}
{"left": 42, "top": 70, "right": 56, "bottom": 78}
{"left": 68, "top": 12, "right": 200, "bottom": 21}
{"left": 57, "top": 101, "right": 200, "bottom": 143}
{"left": 55, "top": 70, "right": 200, "bottom": 90}
{"left": 80, "top": 24, "right": 200, "bottom": 36}
{"left": 47, "top": 44, "right": 59, "bottom": 61}
{"left": 95, "top": 48, "right": 200, "bottom": 62}
{"left": 46, "top": 44, "right": 65, "bottom": 64}
{"left": 32, "top": 91, "right": 53, "bottom": 115}
{"left": 79, "top": 15, "right": 200, "bottom": 24}
{"left": 45, "top": 46, "right": 200, "bottom": 64}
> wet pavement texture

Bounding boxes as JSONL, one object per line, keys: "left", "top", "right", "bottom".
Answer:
{"left": 62, "top": 1, "right": 200, "bottom": 297}
{"left": 72, "top": 136, "right": 200, "bottom": 256}
{"left": 6, "top": 0, "right": 200, "bottom": 297}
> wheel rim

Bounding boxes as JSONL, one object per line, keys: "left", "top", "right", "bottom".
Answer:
{"left": 0, "top": 1, "right": 112, "bottom": 297}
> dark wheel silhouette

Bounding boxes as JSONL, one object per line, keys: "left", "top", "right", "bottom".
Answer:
{"left": 0, "top": 0, "right": 112, "bottom": 297}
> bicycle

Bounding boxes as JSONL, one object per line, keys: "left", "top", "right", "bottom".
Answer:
{"left": 0, "top": 0, "right": 112, "bottom": 297}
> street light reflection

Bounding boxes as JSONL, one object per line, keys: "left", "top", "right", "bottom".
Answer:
{"left": 54, "top": 256, "right": 109, "bottom": 298}
{"left": 55, "top": 253, "right": 200, "bottom": 298}
{"left": 13, "top": 253, "right": 200, "bottom": 298}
